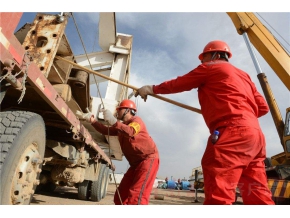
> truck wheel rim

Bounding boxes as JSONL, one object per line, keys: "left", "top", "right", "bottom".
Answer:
{"left": 11, "top": 143, "right": 42, "bottom": 205}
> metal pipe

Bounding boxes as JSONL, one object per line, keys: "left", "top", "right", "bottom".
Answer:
{"left": 243, "top": 33, "right": 263, "bottom": 74}
{"left": 243, "top": 33, "right": 285, "bottom": 148}
{"left": 193, "top": 170, "right": 199, "bottom": 203}
{"left": 55, "top": 55, "right": 202, "bottom": 114}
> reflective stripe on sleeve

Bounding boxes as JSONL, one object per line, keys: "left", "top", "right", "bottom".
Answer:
{"left": 128, "top": 122, "right": 141, "bottom": 135}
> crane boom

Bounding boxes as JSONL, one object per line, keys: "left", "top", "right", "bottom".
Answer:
{"left": 227, "top": 12, "right": 290, "bottom": 91}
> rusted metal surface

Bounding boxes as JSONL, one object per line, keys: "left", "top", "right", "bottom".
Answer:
{"left": 12, "top": 143, "right": 43, "bottom": 204}
{"left": 21, "top": 13, "right": 69, "bottom": 78}
{"left": 51, "top": 166, "right": 86, "bottom": 183}
{"left": 25, "top": 62, "right": 113, "bottom": 167}
{"left": 0, "top": 12, "right": 114, "bottom": 169}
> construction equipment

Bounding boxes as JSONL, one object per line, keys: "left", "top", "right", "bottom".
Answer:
{"left": 0, "top": 12, "right": 133, "bottom": 204}
{"left": 227, "top": 12, "right": 290, "bottom": 204}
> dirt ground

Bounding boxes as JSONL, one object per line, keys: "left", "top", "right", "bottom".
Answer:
{"left": 30, "top": 184, "right": 243, "bottom": 205}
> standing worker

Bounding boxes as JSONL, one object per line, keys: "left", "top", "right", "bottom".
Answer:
{"left": 135, "top": 40, "right": 274, "bottom": 205}
{"left": 76, "top": 99, "right": 159, "bottom": 205}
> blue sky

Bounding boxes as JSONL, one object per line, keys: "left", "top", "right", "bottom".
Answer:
{"left": 5, "top": 1, "right": 290, "bottom": 180}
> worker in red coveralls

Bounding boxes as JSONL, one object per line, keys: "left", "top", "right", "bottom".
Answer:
{"left": 77, "top": 99, "right": 159, "bottom": 205}
{"left": 135, "top": 40, "right": 274, "bottom": 205}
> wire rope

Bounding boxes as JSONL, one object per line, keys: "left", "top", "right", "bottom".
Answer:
{"left": 71, "top": 12, "right": 123, "bottom": 204}
{"left": 256, "top": 12, "right": 290, "bottom": 54}
{"left": 71, "top": 13, "right": 105, "bottom": 107}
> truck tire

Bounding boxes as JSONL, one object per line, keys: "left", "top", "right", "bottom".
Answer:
{"left": 78, "top": 180, "right": 91, "bottom": 200}
{"left": 102, "top": 166, "right": 110, "bottom": 199}
{"left": 91, "top": 163, "right": 106, "bottom": 202}
{"left": 0, "top": 111, "right": 46, "bottom": 205}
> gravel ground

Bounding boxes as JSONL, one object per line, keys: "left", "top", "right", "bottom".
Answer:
{"left": 30, "top": 184, "right": 243, "bottom": 205}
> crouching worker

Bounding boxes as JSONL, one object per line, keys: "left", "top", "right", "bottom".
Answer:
{"left": 76, "top": 99, "right": 159, "bottom": 205}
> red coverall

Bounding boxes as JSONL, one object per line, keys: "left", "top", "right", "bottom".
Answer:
{"left": 153, "top": 60, "right": 274, "bottom": 205}
{"left": 92, "top": 116, "right": 159, "bottom": 205}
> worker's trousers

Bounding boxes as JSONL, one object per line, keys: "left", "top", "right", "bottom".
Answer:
{"left": 114, "top": 157, "right": 159, "bottom": 205}
{"left": 202, "top": 126, "right": 275, "bottom": 205}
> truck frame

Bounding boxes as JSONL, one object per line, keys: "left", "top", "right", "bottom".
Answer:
{"left": 0, "top": 12, "right": 132, "bottom": 204}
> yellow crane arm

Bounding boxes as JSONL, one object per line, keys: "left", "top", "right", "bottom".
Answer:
{"left": 227, "top": 12, "right": 290, "bottom": 91}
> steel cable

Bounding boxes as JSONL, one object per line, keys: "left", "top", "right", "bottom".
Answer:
{"left": 71, "top": 12, "right": 122, "bottom": 204}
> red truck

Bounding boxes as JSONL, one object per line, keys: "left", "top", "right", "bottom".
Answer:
{"left": 0, "top": 12, "right": 133, "bottom": 204}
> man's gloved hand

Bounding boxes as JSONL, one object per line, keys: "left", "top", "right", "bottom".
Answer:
{"left": 100, "top": 109, "right": 117, "bottom": 125}
{"left": 76, "top": 110, "right": 94, "bottom": 122}
{"left": 134, "top": 85, "right": 153, "bottom": 102}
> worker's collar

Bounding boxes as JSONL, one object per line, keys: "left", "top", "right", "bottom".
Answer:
{"left": 122, "top": 116, "right": 135, "bottom": 124}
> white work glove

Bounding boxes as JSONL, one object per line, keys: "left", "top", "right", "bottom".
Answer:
{"left": 76, "top": 110, "right": 94, "bottom": 122}
{"left": 134, "top": 85, "right": 154, "bottom": 102}
{"left": 100, "top": 109, "right": 117, "bottom": 126}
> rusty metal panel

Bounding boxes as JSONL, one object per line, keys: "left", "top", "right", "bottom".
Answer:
{"left": 22, "top": 13, "right": 68, "bottom": 78}
{"left": 14, "top": 20, "right": 74, "bottom": 84}
{"left": 47, "top": 33, "right": 74, "bottom": 84}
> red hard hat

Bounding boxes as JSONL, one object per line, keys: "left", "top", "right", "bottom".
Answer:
{"left": 116, "top": 99, "right": 137, "bottom": 111}
{"left": 198, "top": 40, "right": 232, "bottom": 60}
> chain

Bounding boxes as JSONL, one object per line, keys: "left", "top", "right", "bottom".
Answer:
{"left": 17, "top": 72, "right": 27, "bottom": 104}
{"left": 17, "top": 53, "right": 31, "bottom": 104}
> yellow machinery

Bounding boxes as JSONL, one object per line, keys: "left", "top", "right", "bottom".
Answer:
{"left": 227, "top": 12, "right": 290, "bottom": 204}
